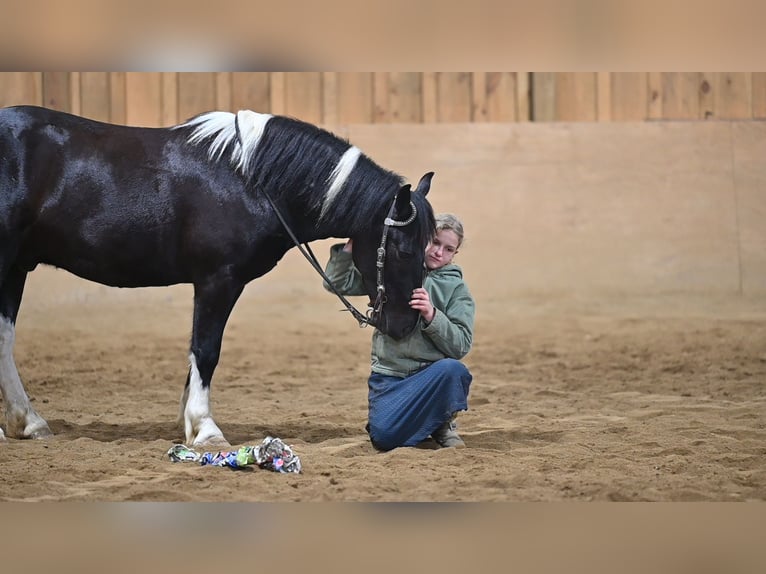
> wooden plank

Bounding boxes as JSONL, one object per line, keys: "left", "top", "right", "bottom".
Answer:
{"left": 388, "top": 72, "right": 422, "bottom": 123}
{"left": 42, "top": 72, "right": 70, "bottom": 112}
{"left": 231, "top": 73, "right": 270, "bottom": 113}
{"left": 661, "top": 72, "right": 700, "bottom": 119}
{"left": 373, "top": 72, "right": 389, "bottom": 123}
{"left": 269, "top": 72, "right": 286, "bottom": 115}
{"left": 177, "top": 73, "right": 216, "bottom": 122}
{"left": 0, "top": 72, "right": 42, "bottom": 107}
{"left": 485, "top": 72, "right": 517, "bottom": 122}
{"left": 516, "top": 72, "right": 530, "bottom": 122}
{"left": 109, "top": 72, "right": 126, "bottom": 125}
{"left": 216, "top": 72, "right": 232, "bottom": 111}
{"left": 335, "top": 72, "right": 373, "bottom": 124}
{"left": 555, "top": 72, "right": 596, "bottom": 121}
{"left": 610, "top": 73, "right": 648, "bottom": 121}
{"left": 714, "top": 72, "right": 752, "bottom": 119}
{"left": 69, "top": 72, "right": 81, "bottom": 116}
{"left": 532, "top": 72, "right": 556, "bottom": 121}
{"left": 284, "top": 72, "right": 322, "bottom": 124}
{"left": 470, "top": 72, "right": 488, "bottom": 122}
{"left": 597, "top": 72, "right": 611, "bottom": 122}
{"left": 472, "top": 72, "right": 490, "bottom": 123}
{"left": 322, "top": 72, "right": 338, "bottom": 125}
{"left": 699, "top": 72, "right": 715, "bottom": 120}
{"left": 79, "top": 72, "right": 110, "bottom": 122}
{"left": 437, "top": 72, "right": 471, "bottom": 123}
{"left": 647, "top": 72, "right": 663, "bottom": 119}
{"left": 422, "top": 72, "right": 439, "bottom": 123}
{"left": 161, "top": 72, "right": 178, "bottom": 126}
{"left": 125, "top": 72, "right": 161, "bottom": 127}
{"left": 753, "top": 73, "right": 766, "bottom": 119}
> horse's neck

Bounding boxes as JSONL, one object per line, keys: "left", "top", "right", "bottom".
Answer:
{"left": 280, "top": 184, "right": 383, "bottom": 243}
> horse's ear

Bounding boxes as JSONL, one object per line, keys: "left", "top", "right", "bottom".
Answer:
{"left": 395, "top": 184, "right": 412, "bottom": 214}
{"left": 414, "top": 172, "right": 434, "bottom": 196}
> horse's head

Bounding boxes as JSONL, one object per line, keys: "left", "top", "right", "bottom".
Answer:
{"left": 352, "top": 172, "right": 436, "bottom": 340}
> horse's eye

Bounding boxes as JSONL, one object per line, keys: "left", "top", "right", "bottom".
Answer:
{"left": 397, "top": 249, "right": 415, "bottom": 260}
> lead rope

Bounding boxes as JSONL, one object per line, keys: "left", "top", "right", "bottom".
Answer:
{"left": 256, "top": 182, "right": 375, "bottom": 328}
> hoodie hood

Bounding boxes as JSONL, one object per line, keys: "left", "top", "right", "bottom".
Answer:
{"left": 428, "top": 263, "right": 463, "bottom": 281}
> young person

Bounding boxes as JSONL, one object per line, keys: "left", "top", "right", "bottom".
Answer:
{"left": 324, "top": 213, "right": 475, "bottom": 450}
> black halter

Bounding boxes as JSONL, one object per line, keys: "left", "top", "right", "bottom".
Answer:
{"left": 258, "top": 184, "right": 417, "bottom": 329}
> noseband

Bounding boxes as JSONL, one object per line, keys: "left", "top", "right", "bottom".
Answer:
{"left": 259, "top": 183, "right": 417, "bottom": 329}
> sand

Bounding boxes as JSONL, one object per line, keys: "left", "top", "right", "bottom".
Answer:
{"left": 0, "top": 261, "right": 764, "bottom": 502}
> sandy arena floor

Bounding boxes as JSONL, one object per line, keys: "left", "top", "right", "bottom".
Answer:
{"left": 1, "top": 262, "right": 764, "bottom": 502}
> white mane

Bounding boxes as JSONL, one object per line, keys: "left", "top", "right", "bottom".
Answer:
{"left": 321, "top": 145, "right": 361, "bottom": 221}
{"left": 179, "top": 109, "right": 362, "bottom": 219}
{"left": 178, "top": 110, "right": 272, "bottom": 174}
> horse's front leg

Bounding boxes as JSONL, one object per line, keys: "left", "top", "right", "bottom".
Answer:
{"left": 0, "top": 266, "right": 53, "bottom": 440}
{"left": 181, "top": 273, "right": 244, "bottom": 447}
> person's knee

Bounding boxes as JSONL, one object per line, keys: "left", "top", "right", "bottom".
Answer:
{"left": 367, "top": 421, "right": 399, "bottom": 451}
{"left": 436, "top": 358, "right": 471, "bottom": 379}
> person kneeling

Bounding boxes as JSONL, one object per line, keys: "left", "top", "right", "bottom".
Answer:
{"left": 324, "top": 213, "right": 475, "bottom": 450}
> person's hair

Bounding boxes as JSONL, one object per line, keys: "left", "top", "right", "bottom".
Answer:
{"left": 435, "top": 213, "right": 465, "bottom": 248}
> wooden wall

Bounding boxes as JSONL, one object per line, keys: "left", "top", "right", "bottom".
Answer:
{"left": 1, "top": 72, "right": 765, "bottom": 126}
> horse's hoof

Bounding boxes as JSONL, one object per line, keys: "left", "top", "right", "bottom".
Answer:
{"left": 29, "top": 427, "right": 54, "bottom": 439}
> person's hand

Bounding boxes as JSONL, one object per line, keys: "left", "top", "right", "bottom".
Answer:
{"left": 342, "top": 239, "right": 353, "bottom": 253}
{"left": 409, "top": 288, "right": 435, "bottom": 324}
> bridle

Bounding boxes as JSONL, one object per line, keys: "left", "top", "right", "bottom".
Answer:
{"left": 368, "top": 193, "right": 418, "bottom": 325}
{"left": 258, "top": 184, "right": 417, "bottom": 329}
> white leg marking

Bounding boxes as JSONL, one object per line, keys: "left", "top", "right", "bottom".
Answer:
{"left": 184, "top": 353, "right": 227, "bottom": 446}
{"left": 321, "top": 145, "right": 361, "bottom": 221}
{"left": 178, "top": 383, "right": 189, "bottom": 425}
{"left": 0, "top": 316, "right": 51, "bottom": 438}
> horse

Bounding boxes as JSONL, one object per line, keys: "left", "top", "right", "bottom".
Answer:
{"left": 0, "top": 105, "right": 436, "bottom": 446}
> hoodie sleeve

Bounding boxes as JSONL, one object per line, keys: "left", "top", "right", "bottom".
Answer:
{"left": 323, "top": 243, "right": 367, "bottom": 296}
{"left": 421, "top": 281, "right": 475, "bottom": 359}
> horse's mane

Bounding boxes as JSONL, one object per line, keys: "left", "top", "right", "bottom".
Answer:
{"left": 176, "top": 110, "right": 418, "bottom": 234}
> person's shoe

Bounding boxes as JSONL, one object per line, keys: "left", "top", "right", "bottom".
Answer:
{"left": 432, "top": 416, "right": 466, "bottom": 448}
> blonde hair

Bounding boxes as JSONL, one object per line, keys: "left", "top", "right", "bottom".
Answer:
{"left": 435, "top": 213, "right": 465, "bottom": 248}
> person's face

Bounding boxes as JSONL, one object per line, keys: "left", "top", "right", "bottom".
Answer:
{"left": 425, "top": 229, "right": 460, "bottom": 270}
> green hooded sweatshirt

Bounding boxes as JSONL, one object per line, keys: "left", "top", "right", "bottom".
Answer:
{"left": 323, "top": 243, "right": 475, "bottom": 378}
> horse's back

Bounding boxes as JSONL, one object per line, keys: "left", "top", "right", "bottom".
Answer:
{"left": 0, "top": 105, "right": 262, "bottom": 288}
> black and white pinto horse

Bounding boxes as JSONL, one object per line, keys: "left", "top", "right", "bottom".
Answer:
{"left": 0, "top": 105, "right": 435, "bottom": 446}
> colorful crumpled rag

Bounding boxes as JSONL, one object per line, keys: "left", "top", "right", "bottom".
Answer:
{"left": 167, "top": 436, "right": 302, "bottom": 473}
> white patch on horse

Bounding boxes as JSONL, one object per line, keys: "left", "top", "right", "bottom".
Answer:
{"left": 233, "top": 109, "right": 271, "bottom": 175}
{"left": 0, "top": 316, "right": 49, "bottom": 438}
{"left": 179, "top": 109, "right": 272, "bottom": 176}
{"left": 321, "top": 145, "right": 361, "bottom": 221}
{"left": 183, "top": 353, "right": 227, "bottom": 446}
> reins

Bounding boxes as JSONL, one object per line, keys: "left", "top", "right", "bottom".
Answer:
{"left": 256, "top": 183, "right": 370, "bottom": 327}
{"left": 256, "top": 182, "right": 417, "bottom": 329}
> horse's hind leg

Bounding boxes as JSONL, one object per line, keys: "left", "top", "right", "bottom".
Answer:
{"left": 0, "top": 265, "right": 52, "bottom": 439}
{"left": 181, "top": 274, "right": 244, "bottom": 447}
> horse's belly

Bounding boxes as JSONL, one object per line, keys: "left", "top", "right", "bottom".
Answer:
{"left": 20, "top": 230, "right": 188, "bottom": 287}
